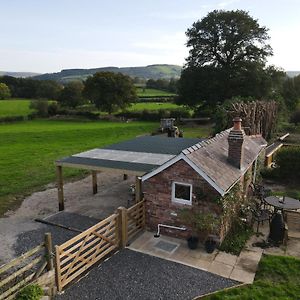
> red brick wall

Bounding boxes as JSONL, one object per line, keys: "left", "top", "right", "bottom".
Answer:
{"left": 143, "top": 159, "right": 221, "bottom": 240}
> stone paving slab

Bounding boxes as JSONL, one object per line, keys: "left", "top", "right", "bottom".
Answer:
{"left": 128, "top": 231, "right": 262, "bottom": 284}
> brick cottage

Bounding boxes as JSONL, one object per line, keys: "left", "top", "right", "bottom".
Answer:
{"left": 142, "top": 118, "right": 267, "bottom": 242}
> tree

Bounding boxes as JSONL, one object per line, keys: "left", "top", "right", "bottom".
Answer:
{"left": 185, "top": 10, "right": 272, "bottom": 69}
{"left": 0, "top": 83, "right": 11, "bottom": 99}
{"left": 36, "top": 80, "right": 62, "bottom": 100}
{"left": 178, "top": 10, "right": 274, "bottom": 109}
{"left": 83, "top": 72, "right": 137, "bottom": 113}
{"left": 59, "top": 81, "right": 85, "bottom": 108}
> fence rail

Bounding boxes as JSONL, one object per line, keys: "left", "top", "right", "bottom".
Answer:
{"left": 0, "top": 233, "right": 53, "bottom": 300}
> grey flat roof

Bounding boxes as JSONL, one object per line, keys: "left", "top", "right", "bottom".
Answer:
{"left": 104, "top": 136, "right": 202, "bottom": 155}
{"left": 57, "top": 136, "right": 203, "bottom": 174}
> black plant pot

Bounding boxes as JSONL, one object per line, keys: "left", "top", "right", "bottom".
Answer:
{"left": 205, "top": 239, "right": 217, "bottom": 253}
{"left": 187, "top": 236, "right": 199, "bottom": 250}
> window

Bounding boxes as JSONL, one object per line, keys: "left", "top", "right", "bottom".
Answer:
{"left": 172, "top": 182, "right": 192, "bottom": 205}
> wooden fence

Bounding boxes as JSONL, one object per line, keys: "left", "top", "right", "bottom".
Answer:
{"left": 0, "top": 233, "right": 53, "bottom": 300}
{"left": 55, "top": 200, "right": 145, "bottom": 291}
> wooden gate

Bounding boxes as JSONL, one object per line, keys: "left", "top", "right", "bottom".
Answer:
{"left": 127, "top": 200, "right": 145, "bottom": 242}
{"left": 55, "top": 213, "right": 119, "bottom": 291}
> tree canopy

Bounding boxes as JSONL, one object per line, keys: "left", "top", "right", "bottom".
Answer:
{"left": 185, "top": 10, "right": 272, "bottom": 69}
{"left": 83, "top": 72, "right": 137, "bottom": 113}
{"left": 59, "top": 81, "right": 85, "bottom": 108}
{"left": 177, "top": 10, "right": 279, "bottom": 110}
{"left": 0, "top": 83, "right": 11, "bottom": 99}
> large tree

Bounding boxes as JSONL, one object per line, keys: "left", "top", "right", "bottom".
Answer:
{"left": 177, "top": 10, "right": 276, "bottom": 109}
{"left": 59, "top": 81, "right": 85, "bottom": 108}
{"left": 84, "top": 72, "right": 137, "bottom": 113}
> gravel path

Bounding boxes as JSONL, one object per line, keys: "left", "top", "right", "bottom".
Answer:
{"left": 55, "top": 249, "right": 237, "bottom": 300}
{"left": 14, "top": 212, "right": 100, "bottom": 255}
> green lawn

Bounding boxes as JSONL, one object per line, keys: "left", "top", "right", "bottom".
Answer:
{"left": 204, "top": 255, "right": 300, "bottom": 299}
{"left": 0, "top": 120, "right": 157, "bottom": 215}
{"left": 128, "top": 102, "right": 181, "bottom": 112}
{"left": 0, "top": 99, "right": 33, "bottom": 117}
{"left": 136, "top": 88, "right": 176, "bottom": 97}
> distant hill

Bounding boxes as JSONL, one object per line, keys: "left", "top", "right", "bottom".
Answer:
{"left": 0, "top": 71, "right": 40, "bottom": 78}
{"left": 33, "top": 64, "right": 182, "bottom": 82}
{"left": 287, "top": 71, "right": 300, "bottom": 77}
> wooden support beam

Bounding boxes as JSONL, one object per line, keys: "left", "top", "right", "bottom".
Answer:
{"left": 45, "top": 233, "right": 54, "bottom": 271}
{"left": 123, "top": 174, "right": 128, "bottom": 180}
{"left": 92, "top": 171, "right": 98, "bottom": 194}
{"left": 117, "top": 207, "right": 128, "bottom": 248}
{"left": 56, "top": 166, "right": 64, "bottom": 211}
{"left": 135, "top": 176, "right": 142, "bottom": 203}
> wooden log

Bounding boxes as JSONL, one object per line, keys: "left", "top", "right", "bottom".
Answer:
{"left": 35, "top": 218, "right": 82, "bottom": 233}
{"left": 45, "top": 232, "right": 54, "bottom": 271}
{"left": 56, "top": 165, "right": 64, "bottom": 211}
{"left": 92, "top": 171, "right": 98, "bottom": 194}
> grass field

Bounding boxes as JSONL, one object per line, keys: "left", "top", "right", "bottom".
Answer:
{"left": 0, "top": 99, "right": 33, "bottom": 117}
{"left": 0, "top": 120, "right": 157, "bottom": 215}
{"left": 136, "top": 87, "right": 176, "bottom": 97}
{"left": 128, "top": 102, "right": 181, "bottom": 111}
{"left": 204, "top": 255, "right": 300, "bottom": 299}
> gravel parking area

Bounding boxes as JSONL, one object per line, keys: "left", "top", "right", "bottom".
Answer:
{"left": 55, "top": 249, "right": 237, "bottom": 300}
{"left": 14, "top": 212, "right": 99, "bottom": 255}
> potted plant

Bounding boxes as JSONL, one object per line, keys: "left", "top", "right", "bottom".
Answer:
{"left": 179, "top": 208, "right": 199, "bottom": 249}
{"left": 180, "top": 208, "right": 220, "bottom": 252}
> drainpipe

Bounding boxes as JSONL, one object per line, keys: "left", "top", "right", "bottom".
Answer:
{"left": 154, "top": 224, "right": 186, "bottom": 238}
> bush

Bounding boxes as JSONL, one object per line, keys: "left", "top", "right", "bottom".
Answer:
{"left": 219, "top": 220, "right": 252, "bottom": 255}
{"left": 290, "top": 110, "right": 300, "bottom": 125}
{"left": 275, "top": 146, "right": 300, "bottom": 181}
{"left": 16, "top": 284, "right": 43, "bottom": 300}
{"left": 48, "top": 102, "right": 59, "bottom": 116}
{"left": 29, "top": 100, "right": 48, "bottom": 117}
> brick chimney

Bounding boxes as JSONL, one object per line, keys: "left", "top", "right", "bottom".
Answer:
{"left": 228, "top": 117, "right": 245, "bottom": 169}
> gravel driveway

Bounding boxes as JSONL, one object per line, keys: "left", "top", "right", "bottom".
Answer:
{"left": 55, "top": 249, "right": 237, "bottom": 300}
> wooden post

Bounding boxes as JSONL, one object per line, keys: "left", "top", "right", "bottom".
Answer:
{"left": 117, "top": 207, "right": 127, "bottom": 248}
{"left": 44, "top": 233, "right": 54, "bottom": 271}
{"left": 92, "top": 171, "right": 98, "bottom": 194}
{"left": 123, "top": 174, "right": 128, "bottom": 180}
{"left": 56, "top": 166, "right": 64, "bottom": 211}
{"left": 135, "top": 176, "right": 142, "bottom": 203}
{"left": 55, "top": 245, "right": 62, "bottom": 292}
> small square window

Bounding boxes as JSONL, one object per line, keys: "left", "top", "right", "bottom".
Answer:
{"left": 172, "top": 182, "right": 192, "bottom": 205}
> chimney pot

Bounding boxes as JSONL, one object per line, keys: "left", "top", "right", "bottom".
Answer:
{"left": 233, "top": 117, "right": 242, "bottom": 131}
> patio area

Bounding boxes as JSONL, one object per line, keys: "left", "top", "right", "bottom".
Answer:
{"left": 128, "top": 231, "right": 262, "bottom": 284}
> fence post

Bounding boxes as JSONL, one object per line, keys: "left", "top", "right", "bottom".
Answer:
{"left": 135, "top": 176, "right": 142, "bottom": 203}
{"left": 44, "top": 232, "right": 54, "bottom": 271}
{"left": 117, "top": 207, "right": 128, "bottom": 248}
{"left": 55, "top": 245, "right": 62, "bottom": 292}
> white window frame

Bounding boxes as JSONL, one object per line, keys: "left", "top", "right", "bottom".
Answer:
{"left": 172, "top": 181, "right": 193, "bottom": 205}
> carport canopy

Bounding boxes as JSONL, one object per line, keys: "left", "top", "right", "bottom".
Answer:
{"left": 55, "top": 136, "right": 202, "bottom": 211}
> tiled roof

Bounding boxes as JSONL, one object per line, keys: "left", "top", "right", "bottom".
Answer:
{"left": 183, "top": 129, "right": 267, "bottom": 193}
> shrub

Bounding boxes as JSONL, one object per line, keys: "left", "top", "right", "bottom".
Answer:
{"left": 275, "top": 146, "right": 300, "bottom": 181}
{"left": 48, "top": 102, "right": 59, "bottom": 116}
{"left": 219, "top": 220, "right": 252, "bottom": 255}
{"left": 290, "top": 110, "right": 300, "bottom": 125}
{"left": 16, "top": 284, "right": 43, "bottom": 300}
{"left": 29, "top": 100, "right": 49, "bottom": 117}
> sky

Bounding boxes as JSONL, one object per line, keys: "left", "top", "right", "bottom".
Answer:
{"left": 1, "top": 0, "right": 300, "bottom": 73}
